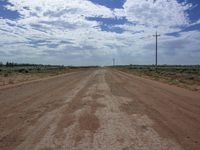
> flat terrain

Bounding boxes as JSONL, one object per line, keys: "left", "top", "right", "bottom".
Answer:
{"left": 0, "top": 69, "right": 200, "bottom": 150}
{"left": 0, "top": 68, "right": 80, "bottom": 87}
{"left": 118, "top": 66, "right": 200, "bottom": 92}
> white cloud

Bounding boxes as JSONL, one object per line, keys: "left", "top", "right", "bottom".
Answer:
{"left": 0, "top": 0, "right": 199, "bottom": 65}
{"left": 115, "top": 0, "right": 192, "bottom": 34}
{"left": 7, "top": 0, "right": 115, "bottom": 18}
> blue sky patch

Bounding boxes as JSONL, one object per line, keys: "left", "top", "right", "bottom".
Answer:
{"left": 0, "top": 0, "right": 20, "bottom": 20}
{"left": 87, "top": 17, "right": 127, "bottom": 33}
{"left": 89, "top": 0, "right": 125, "bottom": 9}
{"left": 183, "top": 23, "right": 200, "bottom": 32}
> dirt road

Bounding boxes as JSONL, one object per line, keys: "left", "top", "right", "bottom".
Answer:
{"left": 0, "top": 69, "right": 200, "bottom": 150}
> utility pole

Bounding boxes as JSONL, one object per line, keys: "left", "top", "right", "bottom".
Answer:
{"left": 113, "top": 58, "right": 115, "bottom": 67}
{"left": 153, "top": 32, "right": 160, "bottom": 71}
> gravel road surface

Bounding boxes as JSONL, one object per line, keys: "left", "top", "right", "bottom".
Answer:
{"left": 0, "top": 69, "right": 199, "bottom": 150}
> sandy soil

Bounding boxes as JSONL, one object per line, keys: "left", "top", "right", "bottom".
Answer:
{"left": 0, "top": 69, "right": 80, "bottom": 87}
{"left": 0, "top": 69, "right": 199, "bottom": 150}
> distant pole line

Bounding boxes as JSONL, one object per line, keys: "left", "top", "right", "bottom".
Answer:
{"left": 153, "top": 32, "right": 160, "bottom": 71}
{"left": 113, "top": 58, "right": 115, "bottom": 67}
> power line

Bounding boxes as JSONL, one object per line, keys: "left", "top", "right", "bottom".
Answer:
{"left": 153, "top": 31, "right": 160, "bottom": 71}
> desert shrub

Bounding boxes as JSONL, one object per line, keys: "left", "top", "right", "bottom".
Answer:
{"left": 18, "top": 69, "right": 29, "bottom": 73}
{"left": 4, "top": 73, "right": 9, "bottom": 77}
{"left": 148, "top": 68, "right": 154, "bottom": 72}
{"left": 187, "top": 76, "right": 195, "bottom": 80}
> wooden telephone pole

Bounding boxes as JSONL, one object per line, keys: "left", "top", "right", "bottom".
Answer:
{"left": 153, "top": 32, "right": 160, "bottom": 71}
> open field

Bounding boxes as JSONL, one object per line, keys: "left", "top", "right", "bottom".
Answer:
{"left": 114, "top": 65, "right": 200, "bottom": 92}
{"left": 0, "top": 64, "right": 97, "bottom": 87}
{"left": 0, "top": 68, "right": 200, "bottom": 150}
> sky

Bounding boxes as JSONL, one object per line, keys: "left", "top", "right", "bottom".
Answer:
{"left": 0, "top": 0, "right": 200, "bottom": 66}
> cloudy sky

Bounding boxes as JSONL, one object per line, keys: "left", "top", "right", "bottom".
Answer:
{"left": 0, "top": 0, "right": 200, "bottom": 66}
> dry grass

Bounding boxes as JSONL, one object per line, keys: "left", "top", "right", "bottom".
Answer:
{"left": 0, "top": 68, "right": 82, "bottom": 87}
{"left": 118, "top": 67, "right": 200, "bottom": 92}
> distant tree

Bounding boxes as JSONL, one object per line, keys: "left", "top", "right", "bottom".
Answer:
{"left": 6, "top": 62, "right": 15, "bottom": 67}
{"left": 6, "top": 62, "right": 10, "bottom": 67}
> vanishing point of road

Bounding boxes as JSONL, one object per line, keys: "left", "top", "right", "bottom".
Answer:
{"left": 0, "top": 69, "right": 200, "bottom": 150}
